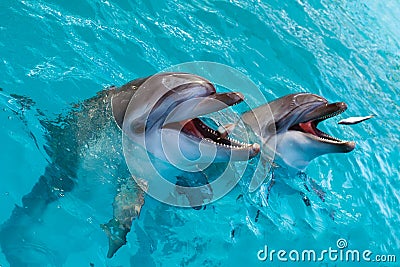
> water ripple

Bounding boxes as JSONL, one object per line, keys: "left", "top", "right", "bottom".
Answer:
{"left": 1, "top": 0, "right": 399, "bottom": 265}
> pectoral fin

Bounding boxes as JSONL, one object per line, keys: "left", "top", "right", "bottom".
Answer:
{"left": 101, "top": 218, "right": 130, "bottom": 258}
{"left": 101, "top": 177, "right": 147, "bottom": 258}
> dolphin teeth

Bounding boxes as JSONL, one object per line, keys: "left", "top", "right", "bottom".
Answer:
{"left": 318, "top": 133, "right": 347, "bottom": 144}
{"left": 317, "top": 108, "right": 345, "bottom": 121}
{"left": 194, "top": 120, "right": 252, "bottom": 149}
{"left": 202, "top": 135, "right": 251, "bottom": 149}
{"left": 206, "top": 128, "right": 217, "bottom": 135}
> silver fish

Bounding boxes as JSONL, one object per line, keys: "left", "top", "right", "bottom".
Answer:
{"left": 338, "top": 115, "right": 374, "bottom": 125}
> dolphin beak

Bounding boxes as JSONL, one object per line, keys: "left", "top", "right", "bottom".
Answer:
{"left": 209, "top": 92, "right": 245, "bottom": 107}
{"left": 164, "top": 92, "right": 244, "bottom": 124}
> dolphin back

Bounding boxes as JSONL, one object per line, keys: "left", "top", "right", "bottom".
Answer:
{"left": 111, "top": 77, "right": 150, "bottom": 129}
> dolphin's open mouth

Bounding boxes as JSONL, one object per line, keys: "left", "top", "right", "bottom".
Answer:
{"left": 180, "top": 118, "right": 250, "bottom": 149}
{"left": 163, "top": 92, "right": 260, "bottom": 156}
{"left": 289, "top": 102, "right": 354, "bottom": 146}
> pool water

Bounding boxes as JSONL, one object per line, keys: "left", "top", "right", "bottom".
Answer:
{"left": 0, "top": 0, "right": 399, "bottom": 266}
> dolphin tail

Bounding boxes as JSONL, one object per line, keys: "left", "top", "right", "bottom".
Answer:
{"left": 5, "top": 162, "right": 76, "bottom": 223}
{"left": 2, "top": 91, "right": 78, "bottom": 220}
{"left": 0, "top": 92, "right": 80, "bottom": 265}
{"left": 101, "top": 176, "right": 147, "bottom": 258}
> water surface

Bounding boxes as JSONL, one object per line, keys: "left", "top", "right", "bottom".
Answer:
{"left": 0, "top": 0, "right": 399, "bottom": 266}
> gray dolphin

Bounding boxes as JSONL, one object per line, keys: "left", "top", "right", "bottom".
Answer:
{"left": 102, "top": 73, "right": 259, "bottom": 257}
{"left": 0, "top": 73, "right": 260, "bottom": 264}
{"left": 241, "top": 93, "right": 355, "bottom": 191}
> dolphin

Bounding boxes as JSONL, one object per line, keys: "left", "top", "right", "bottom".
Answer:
{"left": 112, "top": 73, "right": 260, "bottom": 165}
{"left": 0, "top": 73, "right": 260, "bottom": 264}
{"left": 241, "top": 93, "right": 355, "bottom": 191}
{"left": 102, "top": 73, "right": 259, "bottom": 257}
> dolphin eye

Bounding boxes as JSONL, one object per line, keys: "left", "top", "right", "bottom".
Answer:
{"left": 265, "top": 122, "right": 278, "bottom": 134}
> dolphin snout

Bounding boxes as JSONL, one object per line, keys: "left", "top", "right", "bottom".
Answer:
{"left": 208, "top": 92, "right": 245, "bottom": 107}
{"left": 344, "top": 141, "right": 356, "bottom": 152}
{"left": 336, "top": 102, "right": 347, "bottom": 110}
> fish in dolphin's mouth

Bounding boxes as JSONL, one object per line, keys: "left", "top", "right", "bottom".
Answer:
{"left": 289, "top": 102, "right": 355, "bottom": 149}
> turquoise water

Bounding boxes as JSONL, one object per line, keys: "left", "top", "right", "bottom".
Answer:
{"left": 1, "top": 0, "right": 399, "bottom": 266}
